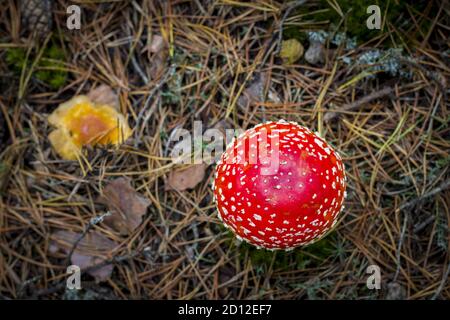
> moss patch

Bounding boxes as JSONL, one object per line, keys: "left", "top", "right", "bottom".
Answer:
{"left": 292, "top": 0, "right": 430, "bottom": 45}
{"left": 6, "top": 41, "right": 67, "bottom": 90}
{"left": 240, "top": 231, "right": 339, "bottom": 270}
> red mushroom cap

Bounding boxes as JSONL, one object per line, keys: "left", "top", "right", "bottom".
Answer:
{"left": 213, "top": 120, "right": 346, "bottom": 250}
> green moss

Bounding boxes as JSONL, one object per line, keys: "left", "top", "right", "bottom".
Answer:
{"left": 240, "top": 231, "right": 339, "bottom": 270}
{"left": 36, "top": 43, "right": 67, "bottom": 89}
{"left": 294, "top": 233, "right": 338, "bottom": 266}
{"left": 5, "top": 41, "right": 67, "bottom": 90}
{"left": 5, "top": 47, "right": 27, "bottom": 71}
{"left": 282, "top": 27, "right": 308, "bottom": 43}
{"left": 436, "top": 156, "right": 450, "bottom": 169}
{"left": 294, "top": 0, "right": 429, "bottom": 45}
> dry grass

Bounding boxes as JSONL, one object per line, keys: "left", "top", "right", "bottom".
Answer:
{"left": 0, "top": 0, "right": 449, "bottom": 299}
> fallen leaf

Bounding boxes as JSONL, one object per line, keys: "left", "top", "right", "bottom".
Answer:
{"left": 165, "top": 163, "right": 207, "bottom": 191}
{"left": 280, "top": 39, "right": 304, "bottom": 64}
{"left": 49, "top": 230, "right": 118, "bottom": 282}
{"left": 98, "top": 177, "right": 151, "bottom": 235}
{"left": 48, "top": 95, "right": 132, "bottom": 160}
{"left": 143, "top": 34, "right": 168, "bottom": 80}
{"left": 165, "top": 131, "right": 207, "bottom": 191}
{"left": 87, "top": 84, "right": 120, "bottom": 111}
{"left": 237, "top": 73, "right": 280, "bottom": 108}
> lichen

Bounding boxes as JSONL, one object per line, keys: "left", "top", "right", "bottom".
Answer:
{"left": 354, "top": 48, "right": 412, "bottom": 78}
{"left": 307, "top": 30, "right": 356, "bottom": 50}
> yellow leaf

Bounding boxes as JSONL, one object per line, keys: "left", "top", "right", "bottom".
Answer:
{"left": 48, "top": 95, "right": 132, "bottom": 160}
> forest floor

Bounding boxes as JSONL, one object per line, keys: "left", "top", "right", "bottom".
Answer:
{"left": 0, "top": 0, "right": 449, "bottom": 299}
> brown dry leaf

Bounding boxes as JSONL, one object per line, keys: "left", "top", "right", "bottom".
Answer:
{"left": 49, "top": 230, "right": 118, "bottom": 282}
{"left": 165, "top": 133, "right": 207, "bottom": 191}
{"left": 165, "top": 163, "right": 207, "bottom": 191}
{"left": 87, "top": 84, "right": 120, "bottom": 111}
{"left": 98, "top": 177, "right": 151, "bottom": 235}
{"left": 144, "top": 34, "right": 168, "bottom": 80}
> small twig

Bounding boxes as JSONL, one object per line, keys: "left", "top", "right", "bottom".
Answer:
{"left": 431, "top": 260, "right": 450, "bottom": 300}
{"left": 426, "top": 93, "right": 442, "bottom": 138}
{"left": 393, "top": 214, "right": 408, "bottom": 282}
{"left": 134, "top": 64, "right": 176, "bottom": 146}
{"left": 131, "top": 54, "right": 149, "bottom": 84}
{"left": 324, "top": 87, "right": 393, "bottom": 122}
{"left": 65, "top": 212, "right": 111, "bottom": 265}
{"left": 260, "top": 0, "right": 307, "bottom": 69}
{"left": 316, "top": 61, "right": 338, "bottom": 136}
{"left": 126, "top": 17, "right": 149, "bottom": 84}
{"left": 35, "top": 247, "right": 150, "bottom": 297}
{"left": 400, "top": 57, "right": 447, "bottom": 95}
{"left": 17, "top": 275, "right": 43, "bottom": 298}
{"left": 82, "top": 248, "right": 145, "bottom": 275}
{"left": 398, "top": 179, "right": 450, "bottom": 211}
{"left": 413, "top": 215, "right": 436, "bottom": 233}
{"left": 275, "top": 0, "right": 307, "bottom": 55}
{"left": 194, "top": 0, "right": 208, "bottom": 15}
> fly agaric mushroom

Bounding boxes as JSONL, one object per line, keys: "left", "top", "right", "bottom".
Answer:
{"left": 212, "top": 120, "right": 346, "bottom": 250}
{"left": 48, "top": 95, "right": 131, "bottom": 160}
